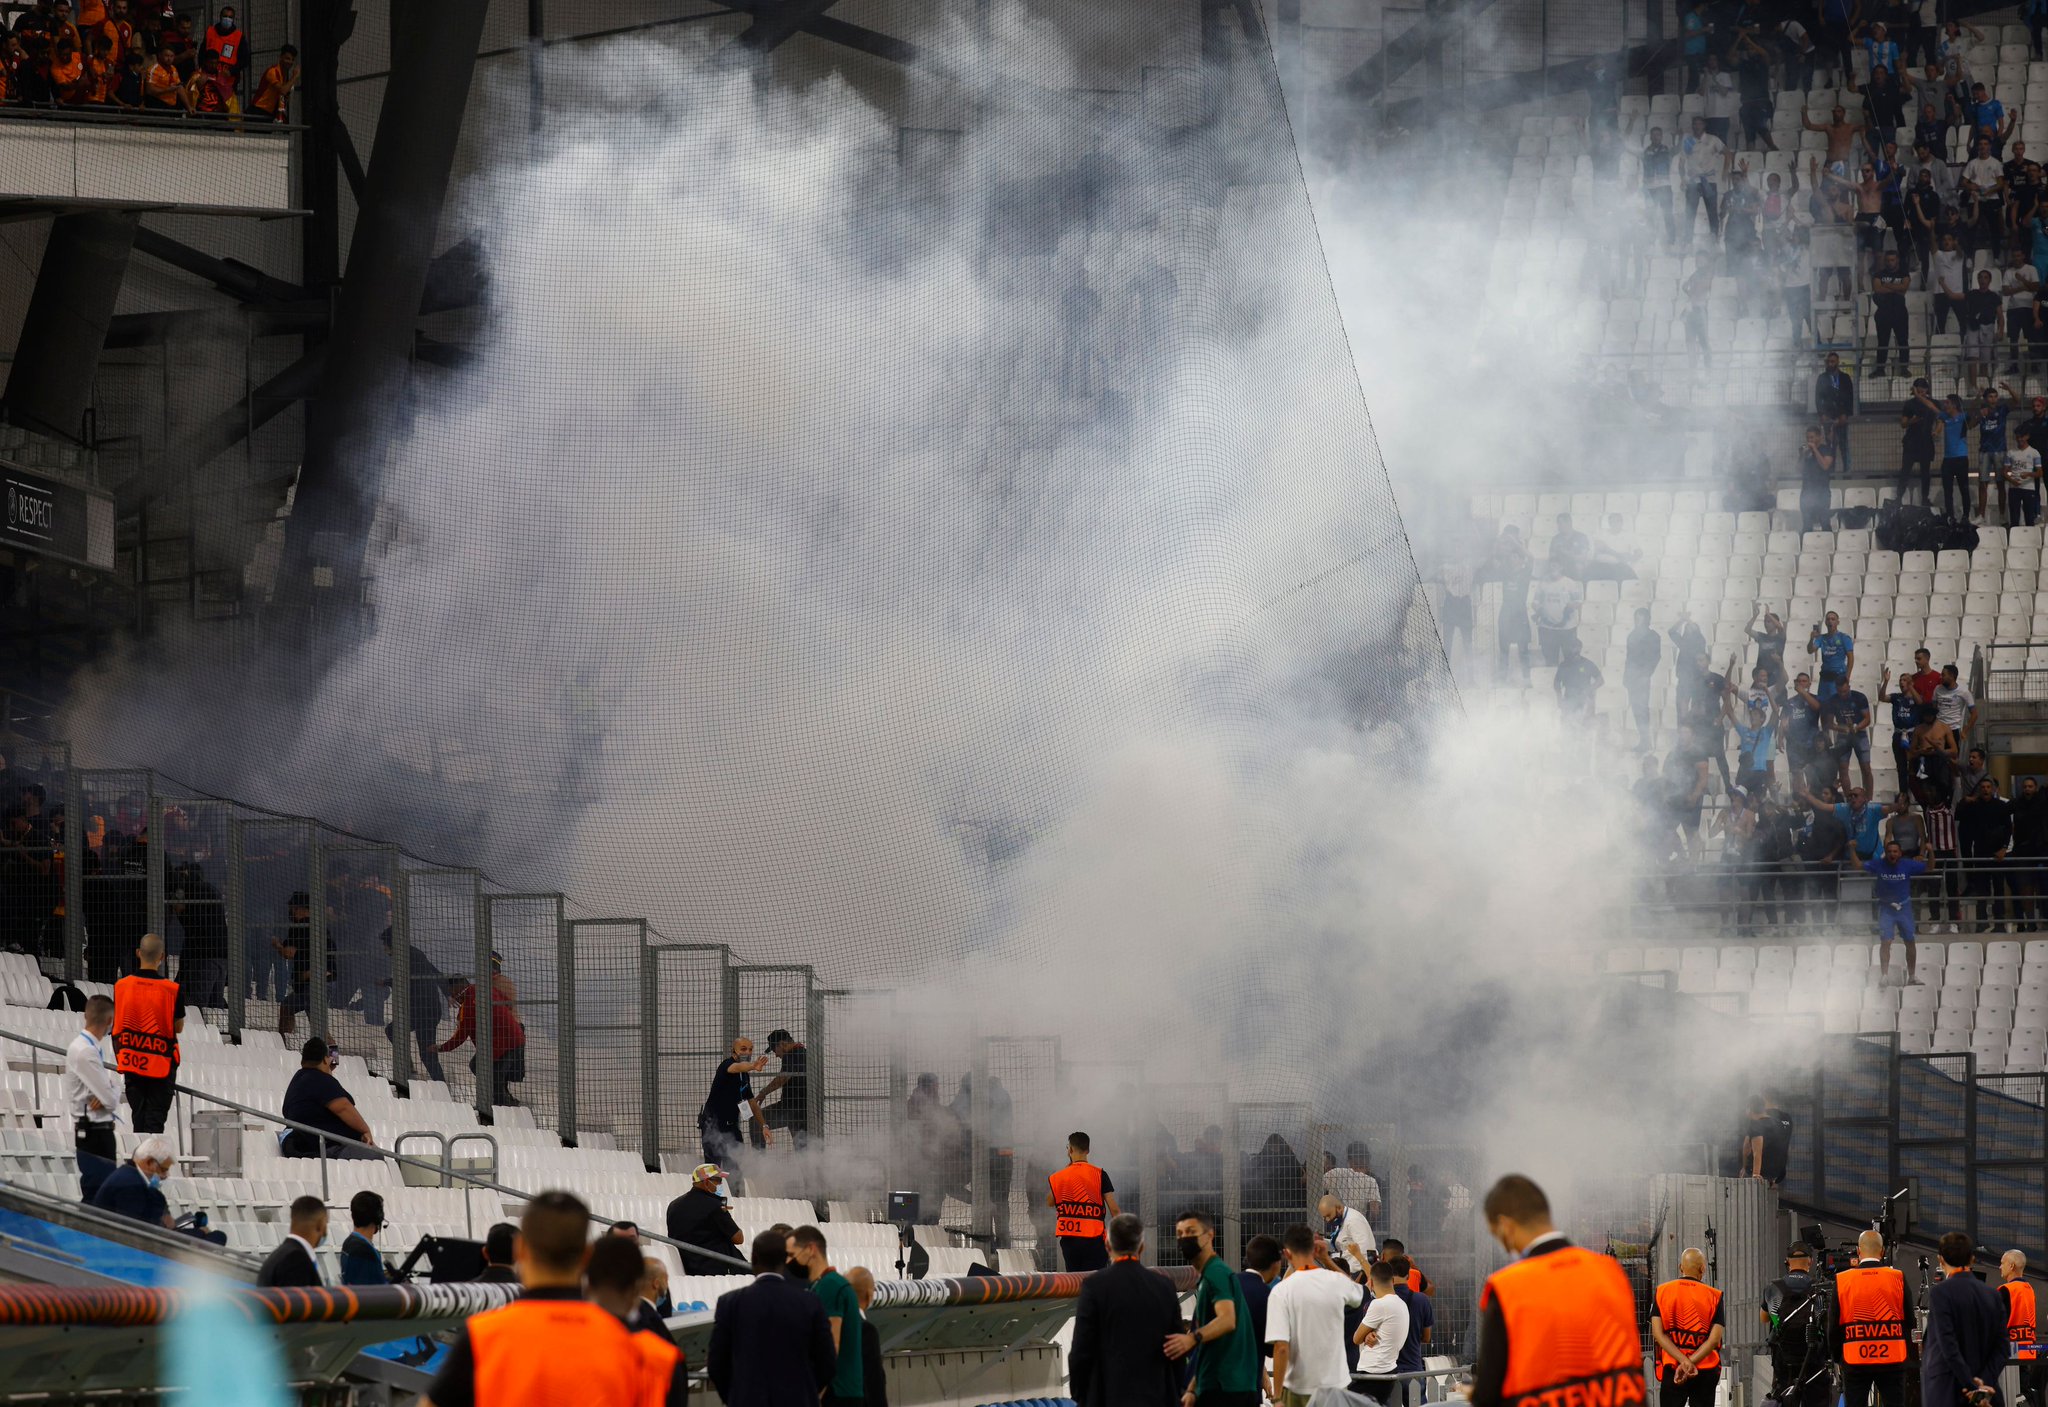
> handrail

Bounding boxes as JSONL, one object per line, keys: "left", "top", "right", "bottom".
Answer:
{"left": 0, "top": 1020, "right": 756, "bottom": 1274}
{"left": 0, "top": 103, "right": 304, "bottom": 134}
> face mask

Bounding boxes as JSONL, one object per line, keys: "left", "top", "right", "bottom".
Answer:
{"left": 220, "top": 17, "right": 236, "bottom": 30}
{"left": 145, "top": 1172, "right": 163, "bottom": 1189}
{"left": 1177, "top": 1237, "right": 1204, "bottom": 1263}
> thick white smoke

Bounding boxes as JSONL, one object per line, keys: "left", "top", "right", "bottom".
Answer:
{"left": 56, "top": 12, "right": 1789, "bottom": 1184}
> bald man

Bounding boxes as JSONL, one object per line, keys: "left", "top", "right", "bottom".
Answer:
{"left": 1836, "top": 1231, "right": 1914, "bottom": 1407}
{"left": 846, "top": 1267, "right": 887, "bottom": 1407}
{"left": 1653, "top": 1248, "right": 1727, "bottom": 1407}
{"left": 110, "top": 932, "right": 184, "bottom": 1134}
{"left": 2000, "top": 1251, "right": 2041, "bottom": 1407}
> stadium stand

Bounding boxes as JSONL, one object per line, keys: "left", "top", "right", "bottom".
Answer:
{"left": 1517, "top": 18, "right": 2048, "bottom": 401}
{"left": 0, "top": 957, "right": 1019, "bottom": 1292}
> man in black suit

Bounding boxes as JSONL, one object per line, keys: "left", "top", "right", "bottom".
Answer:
{"left": 257, "top": 1196, "right": 328, "bottom": 1288}
{"left": 708, "top": 1228, "right": 836, "bottom": 1407}
{"left": 1068, "top": 1212, "right": 1182, "bottom": 1407}
{"left": 1925, "top": 1231, "right": 2010, "bottom": 1407}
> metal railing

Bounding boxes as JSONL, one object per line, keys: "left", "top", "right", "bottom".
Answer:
{"left": 1981, "top": 641, "right": 2048, "bottom": 704}
{"left": 0, "top": 1020, "right": 756, "bottom": 1274}
{"left": 0, "top": 101, "right": 302, "bottom": 133}
{"left": 1622, "top": 857, "right": 2048, "bottom": 935}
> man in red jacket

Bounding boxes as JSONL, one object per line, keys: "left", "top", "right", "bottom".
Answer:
{"left": 438, "top": 952, "right": 527, "bottom": 1105}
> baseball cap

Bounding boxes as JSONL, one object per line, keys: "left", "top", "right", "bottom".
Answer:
{"left": 766, "top": 1027, "right": 794, "bottom": 1046}
{"left": 692, "top": 1162, "right": 724, "bottom": 1183}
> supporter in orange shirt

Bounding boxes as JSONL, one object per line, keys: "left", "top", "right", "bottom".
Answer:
{"left": 100, "top": 0, "right": 135, "bottom": 65}
{"left": 250, "top": 45, "right": 297, "bottom": 122}
{"left": 89, "top": 33, "right": 120, "bottom": 102}
{"left": 51, "top": 37, "right": 94, "bottom": 106}
{"left": 48, "top": 0, "right": 85, "bottom": 55}
{"left": 144, "top": 42, "right": 183, "bottom": 110}
{"left": 185, "top": 49, "right": 230, "bottom": 118}
{"left": 79, "top": 0, "right": 109, "bottom": 26}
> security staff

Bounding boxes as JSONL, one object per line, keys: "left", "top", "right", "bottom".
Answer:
{"left": 585, "top": 1235, "right": 686, "bottom": 1406}
{"left": 1652, "top": 1248, "right": 1726, "bottom": 1407}
{"left": 1762, "top": 1245, "right": 1831, "bottom": 1407}
{"left": 111, "top": 933, "right": 182, "bottom": 1134}
{"left": 420, "top": 1191, "right": 656, "bottom": 1407}
{"left": 2001, "top": 1251, "right": 2041, "bottom": 1407}
{"left": 1835, "top": 1230, "right": 1915, "bottom": 1407}
{"left": 1046, "top": 1130, "right": 1122, "bottom": 1272}
{"left": 1469, "top": 1174, "right": 1645, "bottom": 1407}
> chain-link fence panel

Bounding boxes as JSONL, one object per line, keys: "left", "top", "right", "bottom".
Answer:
{"left": 895, "top": 1011, "right": 978, "bottom": 1234}
{"left": 983, "top": 1035, "right": 1060, "bottom": 1260}
{"left": 567, "top": 918, "right": 647, "bottom": 1158}
{"left": 320, "top": 842, "right": 399, "bottom": 1071}
{"left": 1232, "top": 1100, "right": 1314, "bottom": 1262}
{"left": 815, "top": 988, "right": 893, "bottom": 1214}
{"left": 485, "top": 893, "right": 563, "bottom": 1135}
{"left": 75, "top": 769, "right": 152, "bottom": 985}
{"left": 0, "top": 739, "right": 66, "bottom": 971}
{"left": 401, "top": 868, "right": 482, "bottom": 1115}
{"left": 732, "top": 962, "right": 812, "bottom": 1151}
{"left": 1146, "top": 1082, "right": 1230, "bottom": 1269}
{"left": 1978, "top": 1164, "right": 2047, "bottom": 1256}
{"left": 645, "top": 943, "right": 734, "bottom": 1172}
{"left": 160, "top": 797, "right": 233, "bottom": 1019}
{"left": 234, "top": 818, "right": 317, "bottom": 1044}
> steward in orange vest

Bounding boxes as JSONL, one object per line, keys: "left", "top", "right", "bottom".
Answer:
{"left": 1046, "top": 1131, "right": 1121, "bottom": 1273}
{"left": 420, "top": 1191, "right": 675, "bottom": 1407}
{"left": 1653, "top": 1248, "right": 1727, "bottom": 1407}
{"left": 110, "top": 933, "right": 181, "bottom": 1134}
{"left": 1833, "top": 1231, "right": 1914, "bottom": 1407}
{"left": 1470, "top": 1174, "right": 1646, "bottom": 1407}
{"left": 2000, "top": 1251, "right": 2042, "bottom": 1407}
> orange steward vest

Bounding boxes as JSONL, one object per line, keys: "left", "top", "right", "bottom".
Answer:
{"left": 1654, "top": 1277, "right": 1724, "bottom": 1373}
{"left": 632, "top": 1330, "right": 681, "bottom": 1407}
{"left": 1482, "top": 1244, "right": 1647, "bottom": 1407}
{"left": 1048, "top": 1161, "right": 1107, "bottom": 1240}
{"left": 2008, "top": 1280, "right": 2038, "bottom": 1361}
{"left": 1835, "top": 1264, "right": 1909, "bottom": 1366}
{"left": 469, "top": 1298, "right": 644, "bottom": 1406}
{"left": 111, "top": 973, "right": 179, "bottom": 1079}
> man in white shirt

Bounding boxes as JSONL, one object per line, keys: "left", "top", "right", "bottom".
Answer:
{"left": 62, "top": 994, "right": 122, "bottom": 1202}
{"left": 1322, "top": 1141, "right": 1384, "bottom": 1224}
{"left": 1268, "top": 1224, "right": 1365, "bottom": 1405}
{"left": 1318, "top": 1193, "right": 1377, "bottom": 1274}
{"left": 1353, "top": 1259, "right": 1414, "bottom": 1404}
{"left": 1680, "top": 116, "right": 1728, "bottom": 244}
{"left": 2008, "top": 428, "right": 2043, "bottom": 526}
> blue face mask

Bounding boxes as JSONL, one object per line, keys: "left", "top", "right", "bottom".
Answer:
{"left": 145, "top": 1173, "right": 162, "bottom": 1189}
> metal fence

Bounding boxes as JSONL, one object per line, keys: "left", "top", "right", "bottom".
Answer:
{"left": 1768, "top": 1030, "right": 2048, "bottom": 1256}
{"left": 1620, "top": 858, "right": 2048, "bottom": 938}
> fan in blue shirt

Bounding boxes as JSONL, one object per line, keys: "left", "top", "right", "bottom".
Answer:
{"left": 1865, "top": 840, "right": 1929, "bottom": 983}
{"left": 1810, "top": 614, "right": 1855, "bottom": 698}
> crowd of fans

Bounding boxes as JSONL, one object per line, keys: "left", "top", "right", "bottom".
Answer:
{"left": 0, "top": 2, "right": 295, "bottom": 121}
{"left": 1596, "top": 0, "right": 2048, "bottom": 376}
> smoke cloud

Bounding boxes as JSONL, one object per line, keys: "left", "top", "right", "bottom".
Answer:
{"left": 57, "top": 9, "right": 1788, "bottom": 1190}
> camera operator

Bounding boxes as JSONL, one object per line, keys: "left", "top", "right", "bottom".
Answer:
{"left": 1835, "top": 1230, "right": 1915, "bottom": 1407}
{"left": 1763, "top": 1244, "right": 1832, "bottom": 1407}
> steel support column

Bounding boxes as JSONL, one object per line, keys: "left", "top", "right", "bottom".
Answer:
{"left": 278, "top": 0, "right": 492, "bottom": 599}
{"left": 2, "top": 212, "right": 139, "bottom": 442}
